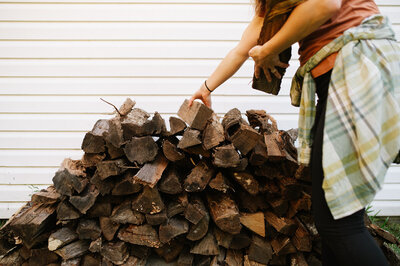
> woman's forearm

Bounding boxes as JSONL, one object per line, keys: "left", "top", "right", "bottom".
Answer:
{"left": 263, "top": 0, "right": 341, "bottom": 55}
{"left": 205, "top": 49, "right": 249, "bottom": 91}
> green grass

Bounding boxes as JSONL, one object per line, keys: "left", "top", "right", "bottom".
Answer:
{"left": 366, "top": 205, "right": 400, "bottom": 256}
{"left": 0, "top": 219, "right": 7, "bottom": 229}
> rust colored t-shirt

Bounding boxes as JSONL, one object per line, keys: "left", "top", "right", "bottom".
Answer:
{"left": 298, "top": 0, "right": 380, "bottom": 77}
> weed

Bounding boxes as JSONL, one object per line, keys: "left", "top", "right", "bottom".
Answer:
{"left": 366, "top": 205, "right": 400, "bottom": 256}
{"left": 0, "top": 219, "right": 7, "bottom": 229}
{"left": 28, "top": 185, "right": 40, "bottom": 197}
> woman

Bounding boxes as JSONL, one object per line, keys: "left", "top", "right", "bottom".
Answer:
{"left": 189, "top": 0, "right": 400, "bottom": 265}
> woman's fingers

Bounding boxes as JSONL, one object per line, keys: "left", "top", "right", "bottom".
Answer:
{"left": 189, "top": 93, "right": 211, "bottom": 108}
{"left": 254, "top": 65, "right": 260, "bottom": 79}
{"left": 188, "top": 96, "right": 195, "bottom": 107}
{"left": 276, "top": 61, "right": 290, "bottom": 69}
{"left": 270, "top": 68, "right": 281, "bottom": 79}
{"left": 204, "top": 95, "right": 212, "bottom": 108}
{"left": 263, "top": 66, "right": 272, "bottom": 82}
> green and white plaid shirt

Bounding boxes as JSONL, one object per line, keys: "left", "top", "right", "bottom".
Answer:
{"left": 290, "top": 14, "right": 400, "bottom": 219}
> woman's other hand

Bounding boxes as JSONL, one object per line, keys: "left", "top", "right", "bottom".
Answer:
{"left": 188, "top": 82, "right": 212, "bottom": 108}
{"left": 249, "top": 44, "right": 290, "bottom": 82}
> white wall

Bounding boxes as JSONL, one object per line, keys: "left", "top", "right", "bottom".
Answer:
{"left": 0, "top": 0, "right": 399, "bottom": 218}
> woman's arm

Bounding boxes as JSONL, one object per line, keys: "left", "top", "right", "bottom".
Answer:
{"left": 250, "top": 0, "right": 342, "bottom": 81}
{"left": 189, "top": 15, "right": 264, "bottom": 108}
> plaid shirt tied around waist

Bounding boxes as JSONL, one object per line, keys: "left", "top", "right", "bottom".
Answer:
{"left": 290, "top": 14, "right": 400, "bottom": 219}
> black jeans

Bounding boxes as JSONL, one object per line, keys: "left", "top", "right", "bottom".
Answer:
{"left": 310, "top": 69, "right": 389, "bottom": 266}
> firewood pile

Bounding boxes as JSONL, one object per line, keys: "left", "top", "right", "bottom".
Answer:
{"left": 0, "top": 98, "right": 399, "bottom": 266}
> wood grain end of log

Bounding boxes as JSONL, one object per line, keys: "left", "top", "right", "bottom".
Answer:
{"left": 101, "top": 241, "right": 130, "bottom": 265}
{"left": 99, "top": 217, "right": 120, "bottom": 241}
{"left": 212, "top": 144, "right": 241, "bottom": 168}
{"left": 190, "top": 231, "right": 219, "bottom": 256}
{"left": 124, "top": 136, "right": 158, "bottom": 165}
{"left": 239, "top": 212, "right": 265, "bottom": 237}
{"left": 230, "top": 124, "right": 262, "bottom": 155}
{"left": 76, "top": 219, "right": 101, "bottom": 240}
{"left": 248, "top": 235, "right": 273, "bottom": 265}
{"left": 118, "top": 97, "right": 136, "bottom": 116}
{"left": 48, "top": 227, "right": 78, "bottom": 251}
{"left": 133, "top": 153, "right": 169, "bottom": 188}
{"left": 131, "top": 186, "right": 165, "bottom": 214}
{"left": 177, "top": 99, "right": 214, "bottom": 130}
{"left": 208, "top": 172, "right": 231, "bottom": 193}
{"left": 169, "top": 116, "right": 187, "bottom": 135}
{"left": 232, "top": 172, "right": 259, "bottom": 196}
{"left": 81, "top": 153, "right": 106, "bottom": 168}
{"left": 202, "top": 113, "right": 225, "bottom": 150}
{"left": 54, "top": 240, "right": 90, "bottom": 260}
{"left": 207, "top": 193, "right": 241, "bottom": 235}
{"left": 154, "top": 239, "right": 185, "bottom": 263}
{"left": 271, "top": 236, "right": 297, "bottom": 256}
{"left": 184, "top": 160, "right": 215, "bottom": 193}
{"left": 31, "top": 186, "right": 61, "bottom": 205}
{"left": 177, "top": 128, "right": 202, "bottom": 150}
{"left": 265, "top": 211, "right": 298, "bottom": 236}
{"left": 162, "top": 138, "right": 185, "bottom": 162}
{"left": 117, "top": 224, "right": 161, "bottom": 248}
{"left": 158, "top": 167, "right": 183, "bottom": 195}
{"left": 159, "top": 218, "right": 189, "bottom": 244}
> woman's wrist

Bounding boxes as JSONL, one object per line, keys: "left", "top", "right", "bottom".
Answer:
{"left": 260, "top": 41, "right": 279, "bottom": 58}
{"left": 202, "top": 80, "right": 215, "bottom": 94}
{"left": 204, "top": 80, "right": 213, "bottom": 93}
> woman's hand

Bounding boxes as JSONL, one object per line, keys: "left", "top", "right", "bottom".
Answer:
{"left": 188, "top": 82, "right": 212, "bottom": 108}
{"left": 249, "top": 44, "right": 289, "bottom": 82}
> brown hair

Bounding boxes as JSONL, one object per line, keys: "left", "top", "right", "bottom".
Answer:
{"left": 253, "top": 0, "right": 267, "bottom": 17}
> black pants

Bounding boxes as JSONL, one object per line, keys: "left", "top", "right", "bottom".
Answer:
{"left": 310, "top": 70, "right": 389, "bottom": 266}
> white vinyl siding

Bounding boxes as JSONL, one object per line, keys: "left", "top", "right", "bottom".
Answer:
{"left": 0, "top": 0, "right": 399, "bottom": 218}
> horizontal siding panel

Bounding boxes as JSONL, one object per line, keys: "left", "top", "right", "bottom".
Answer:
{"left": 0, "top": 41, "right": 301, "bottom": 60}
{"left": 0, "top": 0, "right": 395, "bottom": 6}
{"left": 375, "top": 0, "right": 400, "bottom": 5}
{"left": 385, "top": 165, "right": 400, "bottom": 184}
{"left": 0, "top": 95, "right": 299, "bottom": 114}
{"left": 0, "top": 0, "right": 396, "bottom": 5}
{"left": 0, "top": 23, "right": 396, "bottom": 43}
{"left": 0, "top": 4, "right": 397, "bottom": 24}
{"left": 0, "top": 77, "right": 294, "bottom": 97}
{"left": 0, "top": 0, "right": 252, "bottom": 3}
{"left": 0, "top": 167, "right": 58, "bottom": 184}
{"left": 0, "top": 202, "right": 26, "bottom": 219}
{"left": 0, "top": 185, "right": 49, "bottom": 202}
{"left": 374, "top": 184, "right": 400, "bottom": 200}
{"left": 0, "top": 4, "right": 254, "bottom": 22}
{"left": 0, "top": 22, "right": 397, "bottom": 42}
{"left": 369, "top": 201, "right": 400, "bottom": 217}
{"left": 379, "top": 6, "right": 400, "bottom": 23}
{"left": 0, "top": 150, "right": 83, "bottom": 166}
{"left": 0, "top": 114, "right": 114, "bottom": 131}
{"left": 0, "top": 41, "right": 236, "bottom": 59}
{"left": 0, "top": 22, "right": 248, "bottom": 41}
{"left": 0, "top": 59, "right": 300, "bottom": 78}
{"left": 0, "top": 132, "right": 85, "bottom": 149}
{"left": 0, "top": 41, "right": 300, "bottom": 60}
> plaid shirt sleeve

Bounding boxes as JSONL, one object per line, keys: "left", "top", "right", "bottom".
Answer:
{"left": 290, "top": 14, "right": 400, "bottom": 219}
